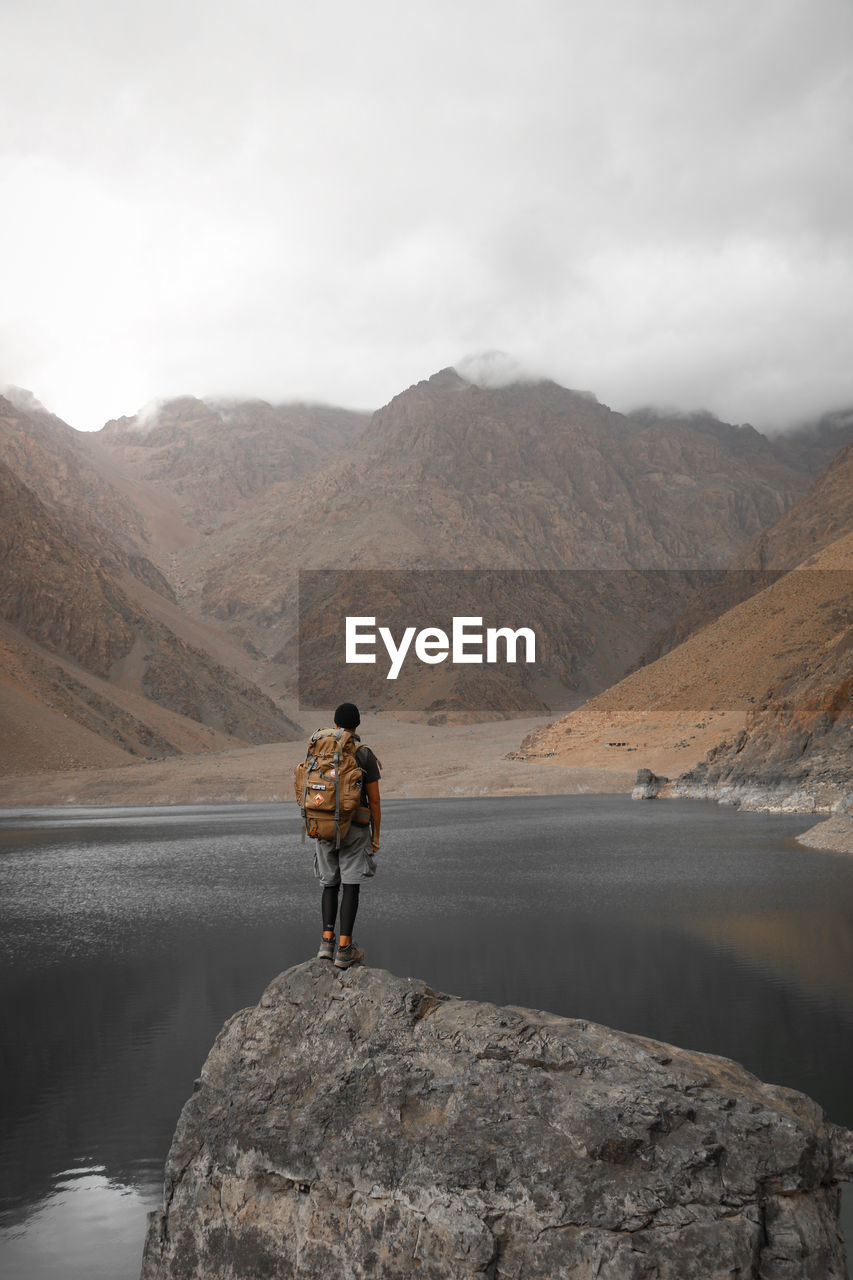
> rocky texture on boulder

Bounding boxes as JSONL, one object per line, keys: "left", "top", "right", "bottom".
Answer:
{"left": 140, "top": 962, "right": 853, "bottom": 1280}
{"left": 631, "top": 768, "right": 669, "bottom": 799}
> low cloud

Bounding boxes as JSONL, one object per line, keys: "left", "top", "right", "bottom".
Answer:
{"left": 454, "top": 351, "right": 546, "bottom": 390}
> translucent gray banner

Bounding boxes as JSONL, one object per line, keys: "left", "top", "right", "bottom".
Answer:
{"left": 296, "top": 568, "right": 849, "bottom": 718}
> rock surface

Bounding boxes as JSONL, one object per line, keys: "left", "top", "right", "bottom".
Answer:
{"left": 795, "top": 812, "right": 853, "bottom": 855}
{"left": 631, "top": 768, "right": 669, "bottom": 799}
{"left": 525, "top": 531, "right": 852, "bottom": 823}
{"left": 0, "top": 400, "right": 304, "bottom": 770}
{"left": 140, "top": 962, "right": 853, "bottom": 1280}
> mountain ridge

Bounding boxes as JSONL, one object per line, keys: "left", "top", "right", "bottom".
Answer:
{"left": 2, "top": 368, "right": 851, "bottom": 781}
{"left": 164, "top": 373, "right": 847, "bottom": 717}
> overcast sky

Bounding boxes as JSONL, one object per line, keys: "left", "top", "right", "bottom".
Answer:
{"left": 2, "top": 0, "right": 852, "bottom": 431}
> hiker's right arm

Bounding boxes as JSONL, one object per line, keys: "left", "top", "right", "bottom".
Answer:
{"left": 366, "top": 779, "right": 381, "bottom": 851}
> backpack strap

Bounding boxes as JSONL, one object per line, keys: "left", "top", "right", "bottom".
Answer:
{"left": 333, "top": 738, "right": 342, "bottom": 850}
{"left": 299, "top": 751, "right": 313, "bottom": 844}
{"left": 300, "top": 731, "right": 328, "bottom": 844}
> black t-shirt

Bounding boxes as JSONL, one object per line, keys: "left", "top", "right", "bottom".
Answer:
{"left": 355, "top": 742, "right": 381, "bottom": 806}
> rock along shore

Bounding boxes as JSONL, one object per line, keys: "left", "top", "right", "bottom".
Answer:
{"left": 628, "top": 765, "right": 853, "bottom": 854}
{"left": 140, "top": 961, "right": 853, "bottom": 1280}
{"left": 666, "top": 777, "right": 851, "bottom": 817}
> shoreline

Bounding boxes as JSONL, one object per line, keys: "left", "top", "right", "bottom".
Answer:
{"left": 0, "top": 716, "right": 636, "bottom": 810}
{"left": 794, "top": 815, "right": 853, "bottom": 855}
{"left": 0, "top": 736, "right": 849, "bottom": 854}
{"left": 660, "top": 778, "right": 852, "bottom": 855}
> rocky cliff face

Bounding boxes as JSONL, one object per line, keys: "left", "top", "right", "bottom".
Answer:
{"left": 361, "top": 371, "right": 812, "bottom": 570}
{"left": 664, "top": 514, "right": 853, "bottom": 814}
{"left": 741, "top": 441, "right": 853, "bottom": 571}
{"left": 0, "top": 393, "right": 172, "bottom": 597}
{"left": 0, "top": 406, "right": 303, "bottom": 768}
{"left": 127, "top": 369, "right": 838, "bottom": 715}
{"left": 637, "top": 440, "right": 853, "bottom": 667}
{"left": 669, "top": 564, "right": 852, "bottom": 813}
{"left": 0, "top": 460, "right": 136, "bottom": 677}
{"left": 140, "top": 962, "right": 852, "bottom": 1280}
{"left": 0, "top": 463, "right": 300, "bottom": 749}
{"left": 97, "top": 395, "right": 370, "bottom": 528}
{"left": 189, "top": 370, "right": 818, "bottom": 621}
{"left": 520, "top": 530, "right": 852, "bottom": 807}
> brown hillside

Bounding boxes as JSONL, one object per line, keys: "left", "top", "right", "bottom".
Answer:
{"left": 0, "top": 622, "right": 242, "bottom": 775}
{"left": 677, "top": 534, "right": 852, "bottom": 802}
{"left": 521, "top": 534, "right": 852, "bottom": 793}
{"left": 0, "top": 457, "right": 302, "bottom": 771}
{"left": 631, "top": 440, "right": 853, "bottom": 665}
{"left": 739, "top": 441, "right": 853, "bottom": 570}
{"left": 0, "top": 460, "right": 135, "bottom": 676}
{"left": 5, "top": 370, "right": 849, "bottom": 780}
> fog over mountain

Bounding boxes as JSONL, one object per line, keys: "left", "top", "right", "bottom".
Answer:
{"left": 1, "top": 0, "right": 852, "bottom": 430}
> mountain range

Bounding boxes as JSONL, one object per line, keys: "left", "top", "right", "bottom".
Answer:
{"left": 0, "top": 369, "right": 850, "bottom": 798}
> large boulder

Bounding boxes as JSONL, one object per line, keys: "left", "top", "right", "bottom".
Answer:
{"left": 141, "top": 962, "right": 853, "bottom": 1279}
{"left": 631, "top": 768, "right": 670, "bottom": 799}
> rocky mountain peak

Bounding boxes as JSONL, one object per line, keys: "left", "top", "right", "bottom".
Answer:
{"left": 366, "top": 364, "right": 621, "bottom": 463}
{"left": 101, "top": 396, "right": 223, "bottom": 441}
{"left": 0, "top": 385, "right": 52, "bottom": 415}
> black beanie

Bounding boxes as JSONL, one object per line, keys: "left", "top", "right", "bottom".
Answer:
{"left": 334, "top": 702, "right": 361, "bottom": 731}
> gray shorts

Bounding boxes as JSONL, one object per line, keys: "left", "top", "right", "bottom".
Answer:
{"left": 313, "top": 821, "right": 376, "bottom": 886}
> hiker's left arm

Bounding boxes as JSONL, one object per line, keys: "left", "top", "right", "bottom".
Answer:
{"left": 366, "top": 780, "right": 381, "bottom": 851}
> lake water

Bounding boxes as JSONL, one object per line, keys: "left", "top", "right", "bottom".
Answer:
{"left": 0, "top": 796, "right": 851, "bottom": 1279}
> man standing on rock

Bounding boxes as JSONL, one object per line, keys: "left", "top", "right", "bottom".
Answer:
{"left": 314, "top": 702, "right": 381, "bottom": 969}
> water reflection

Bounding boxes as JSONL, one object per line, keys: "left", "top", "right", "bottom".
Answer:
{"left": 0, "top": 1166, "right": 159, "bottom": 1280}
{"left": 0, "top": 797, "right": 850, "bottom": 1279}
{"left": 680, "top": 908, "right": 853, "bottom": 1014}
{"left": 0, "top": 928, "right": 314, "bottom": 1222}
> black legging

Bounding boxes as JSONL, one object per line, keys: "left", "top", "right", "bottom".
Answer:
{"left": 322, "top": 882, "right": 360, "bottom": 937}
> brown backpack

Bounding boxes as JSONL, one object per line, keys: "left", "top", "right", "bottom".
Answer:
{"left": 294, "top": 727, "right": 370, "bottom": 848}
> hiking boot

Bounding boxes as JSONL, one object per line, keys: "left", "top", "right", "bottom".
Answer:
{"left": 334, "top": 941, "right": 365, "bottom": 970}
{"left": 317, "top": 934, "right": 336, "bottom": 961}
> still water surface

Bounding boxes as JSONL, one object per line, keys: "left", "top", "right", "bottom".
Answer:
{"left": 0, "top": 796, "right": 851, "bottom": 1278}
